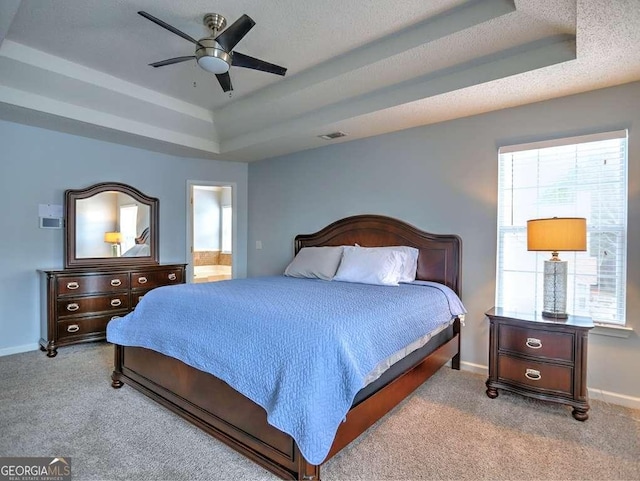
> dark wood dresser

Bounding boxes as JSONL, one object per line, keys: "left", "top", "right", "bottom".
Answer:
{"left": 485, "top": 307, "right": 594, "bottom": 420}
{"left": 39, "top": 264, "right": 186, "bottom": 357}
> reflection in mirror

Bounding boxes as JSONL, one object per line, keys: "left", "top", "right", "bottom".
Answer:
{"left": 75, "top": 192, "right": 151, "bottom": 258}
{"left": 65, "top": 182, "right": 158, "bottom": 268}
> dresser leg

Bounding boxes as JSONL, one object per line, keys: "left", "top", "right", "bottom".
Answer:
{"left": 46, "top": 347, "right": 58, "bottom": 358}
{"left": 486, "top": 386, "right": 499, "bottom": 399}
{"left": 572, "top": 407, "right": 589, "bottom": 421}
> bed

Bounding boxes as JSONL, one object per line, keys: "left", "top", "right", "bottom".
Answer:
{"left": 109, "top": 214, "right": 463, "bottom": 481}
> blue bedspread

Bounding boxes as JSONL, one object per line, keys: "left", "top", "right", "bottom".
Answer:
{"left": 107, "top": 276, "right": 465, "bottom": 464}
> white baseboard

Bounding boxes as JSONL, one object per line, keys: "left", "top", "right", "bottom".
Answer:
{"left": 587, "top": 388, "right": 640, "bottom": 410}
{"left": 459, "top": 360, "right": 487, "bottom": 375}
{"left": 0, "top": 343, "right": 40, "bottom": 357}
{"left": 451, "top": 360, "right": 640, "bottom": 410}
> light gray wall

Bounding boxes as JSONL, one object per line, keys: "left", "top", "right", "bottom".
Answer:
{"left": 0, "top": 119, "right": 248, "bottom": 353}
{"left": 248, "top": 81, "right": 640, "bottom": 399}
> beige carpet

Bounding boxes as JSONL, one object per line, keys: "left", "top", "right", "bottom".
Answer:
{"left": 0, "top": 343, "right": 638, "bottom": 480}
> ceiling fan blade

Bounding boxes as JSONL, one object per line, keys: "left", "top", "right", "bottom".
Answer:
{"left": 216, "top": 72, "right": 233, "bottom": 92}
{"left": 214, "top": 14, "right": 256, "bottom": 52}
{"left": 232, "top": 52, "right": 287, "bottom": 76}
{"left": 138, "top": 11, "right": 203, "bottom": 48}
{"left": 149, "top": 56, "right": 196, "bottom": 68}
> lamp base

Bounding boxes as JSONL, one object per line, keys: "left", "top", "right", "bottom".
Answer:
{"left": 542, "top": 259, "right": 568, "bottom": 318}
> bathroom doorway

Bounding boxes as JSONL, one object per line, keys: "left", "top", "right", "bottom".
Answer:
{"left": 187, "top": 181, "right": 235, "bottom": 284}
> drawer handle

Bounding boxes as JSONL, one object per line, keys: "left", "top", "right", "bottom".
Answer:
{"left": 66, "top": 303, "right": 79, "bottom": 312}
{"left": 66, "top": 282, "right": 79, "bottom": 290}
{"left": 110, "top": 279, "right": 122, "bottom": 287}
{"left": 138, "top": 276, "right": 148, "bottom": 284}
{"left": 526, "top": 337, "right": 543, "bottom": 349}
{"left": 67, "top": 324, "right": 80, "bottom": 333}
{"left": 110, "top": 299, "right": 122, "bottom": 307}
{"left": 168, "top": 273, "right": 177, "bottom": 281}
{"left": 525, "top": 369, "right": 542, "bottom": 381}
{"left": 110, "top": 316, "right": 121, "bottom": 321}
{"left": 138, "top": 296, "right": 144, "bottom": 302}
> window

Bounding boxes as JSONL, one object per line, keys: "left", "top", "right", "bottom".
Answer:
{"left": 119, "top": 204, "right": 138, "bottom": 254}
{"left": 496, "top": 130, "right": 628, "bottom": 326}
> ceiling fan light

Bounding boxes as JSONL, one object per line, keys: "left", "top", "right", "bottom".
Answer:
{"left": 197, "top": 55, "right": 230, "bottom": 74}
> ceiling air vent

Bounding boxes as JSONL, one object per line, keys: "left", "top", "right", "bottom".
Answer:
{"left": 318, "top": 131, "right": 347, "bottom": 140}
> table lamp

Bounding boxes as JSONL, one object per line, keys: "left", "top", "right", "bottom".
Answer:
{"left": 104, "top": 231, "right": 122, "bottom": 257}
{"left": 527, "top": 217, "right": 587, "bottom": 318}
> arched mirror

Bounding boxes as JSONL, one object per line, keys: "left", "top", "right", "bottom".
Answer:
{"left": 65, "top": 182, "right": 159, "bottom": 268}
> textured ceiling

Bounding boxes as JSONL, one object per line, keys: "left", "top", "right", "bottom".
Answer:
{"left": 0, "top": 0, "right": 638, "bottom": 162}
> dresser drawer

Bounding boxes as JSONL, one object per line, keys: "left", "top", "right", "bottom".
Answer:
{"left": 499, "top": 324, "right": 574, "bottom": 362}
{"left": 132, "top": 289, "right": 153, "bottom": 307}
{"left": 57, "top": 273, "right": 130, "bottom": 295}
{"left": 131, "top": 268, "right": 183, "bottom": 289}
{"left": 498, "top": 354, "right": 573, "bottom": 396}
{"left": 57, "top": 314, "right": 122, "bottom": 340}
{"left": 57, "top": 294, "right": 130, "bottom": 317}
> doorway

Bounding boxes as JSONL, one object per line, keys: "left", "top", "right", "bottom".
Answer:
{"left": 187, "top": 181, "right": 235, "bottom": 284}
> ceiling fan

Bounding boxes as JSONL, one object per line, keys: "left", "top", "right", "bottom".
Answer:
{"left": 138, "top": 11, "right": 287, "bottom": 93}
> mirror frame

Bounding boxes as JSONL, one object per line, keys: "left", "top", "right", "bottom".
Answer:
{"left": 65, "top": 182, "right": 159, "bottom": 268}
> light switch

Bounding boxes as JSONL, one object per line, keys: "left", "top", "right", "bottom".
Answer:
{"left": 256, "top": 240, "right": 263, "bottom": 250}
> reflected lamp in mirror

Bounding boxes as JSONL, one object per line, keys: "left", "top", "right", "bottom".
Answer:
{"left": 104, "top": 231, "right": 122, "bottom": 257}
{"left": 527, "top": 217, "right": 587, "bottom": 319}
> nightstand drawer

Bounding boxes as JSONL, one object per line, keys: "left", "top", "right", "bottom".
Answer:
{"left": 498, "top": 355, "right": 573, "bottom": 396}
{"left": 499, "top": 324, "right": 574, "bottom": 362}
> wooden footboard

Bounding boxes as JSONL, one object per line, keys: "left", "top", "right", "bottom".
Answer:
{"left": 111, "top": 318, "right": 460, "bottom": 481}
{"left": 112, "top": 343, "right": 305, "bottom": 479}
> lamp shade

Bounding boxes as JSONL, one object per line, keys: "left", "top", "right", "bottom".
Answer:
{"left": 527, "top": 217, "right": 587, "bottom": 252}
{"left": 104, "top": 231, "right": 122, "bottom": 244}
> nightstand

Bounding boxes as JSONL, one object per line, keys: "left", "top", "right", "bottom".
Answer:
{"left": 485, "top": 307, "right": 594, "bottom": 420}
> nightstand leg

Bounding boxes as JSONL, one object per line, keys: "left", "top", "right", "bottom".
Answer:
{"left": 572, "top": 407, "right": 589, "bottom": 421}
{"left": 486, "top": 386, "right": 499, "bottom": 399}
{"left": 111, "top": 379, "right": 123, "bottom": 388}
{"left": 111, "top": 371, "right": 124, "bottom": 389}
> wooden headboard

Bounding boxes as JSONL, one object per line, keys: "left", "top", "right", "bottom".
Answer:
{"left": 294, "top": 215, "right": 462, "bottom": 295}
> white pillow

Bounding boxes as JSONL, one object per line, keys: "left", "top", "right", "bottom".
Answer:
{"left": 354, "top": 245, "right": 419, "bottom": 283}
{"left": 284, "top": 246, "right": 344, "bottom": 280}
{"left": 333, "top": 246, "right": 406, "bottom": 286}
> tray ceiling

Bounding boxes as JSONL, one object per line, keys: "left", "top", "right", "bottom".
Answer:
{"left": 0, "top": 0, "right": 638, "bottom": 161}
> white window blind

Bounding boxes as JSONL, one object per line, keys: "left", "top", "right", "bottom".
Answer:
{"left": 496, "top": 130, "right": 628, "bottom": 325}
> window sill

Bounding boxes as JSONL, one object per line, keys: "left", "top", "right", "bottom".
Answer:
{"left": 591, "top": 324, "right": 634, "bottom": 338}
